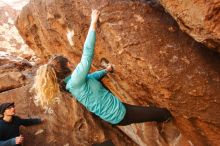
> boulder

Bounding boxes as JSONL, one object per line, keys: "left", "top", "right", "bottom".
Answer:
{"left": 159, "top": 0, "right": 220, "bottom": 52}
{"left": 16, "top": 0, "right": 220, "bottom": 145}
{"left": 0, "top": 4, "right": 34, "bottom": 56}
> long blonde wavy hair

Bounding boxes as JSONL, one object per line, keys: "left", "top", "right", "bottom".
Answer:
{"left": 32, "top": 55, "right": 71, "bottom": 108}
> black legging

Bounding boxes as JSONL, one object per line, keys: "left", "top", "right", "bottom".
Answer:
{"left": 117, "top": 103, "right": 172, "bottom": 126}
{"left": 91, "top": 105, "right": 171, "bottom": 146}
{"left": 92, "top": 140, "right": 115, "bottom": 146}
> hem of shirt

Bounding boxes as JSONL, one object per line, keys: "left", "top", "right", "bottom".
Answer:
{"left": 110, "top": 107, "right": 127, "bottom": 125}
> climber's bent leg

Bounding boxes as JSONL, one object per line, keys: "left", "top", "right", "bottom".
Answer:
{"left": 117, "top": 103, "right": 172, "bottom": 126}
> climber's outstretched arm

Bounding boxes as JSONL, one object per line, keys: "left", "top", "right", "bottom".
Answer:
{"left": 69, "top": 10, "right": 100, "bottom": 87}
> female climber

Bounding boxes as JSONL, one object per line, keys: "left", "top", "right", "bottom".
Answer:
{"left": 32, "top": 9, "right": 172, "bottom": 126}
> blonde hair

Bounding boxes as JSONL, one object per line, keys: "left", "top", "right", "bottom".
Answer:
{"left": 32, "top": 64, "right": 61, "bottom": 108}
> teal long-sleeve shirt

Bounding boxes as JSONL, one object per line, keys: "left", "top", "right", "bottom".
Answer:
{"left": 65, "top": 30, "right": 126, "bottom": 124}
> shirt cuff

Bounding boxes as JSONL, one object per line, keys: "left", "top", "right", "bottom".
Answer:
{"left": 10, "top": 137, "right": 16, "bottom": 145}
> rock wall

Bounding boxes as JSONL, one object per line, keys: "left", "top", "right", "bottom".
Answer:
{"left": 159, "top": 0, "right": 220, "bottom": 52}
{"left": 0, "top": 4, "right": 34, "bottom": 57}
{"left": 16, "top": 0, "right": 220, "bottom": 146}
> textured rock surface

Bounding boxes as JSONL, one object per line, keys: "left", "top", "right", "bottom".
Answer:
{"left": 0, "top": 0, "right": 30, "bottom": 10}
{"left": 159, "top": 0, "right": 220, "bottom": 52}
{"left": 0, "top": 4, "right": 34, "bottom": 57}
{"left": 16, "top": 0, "right": 220, "bottom": 146}
{"left": 0, "top": 56, "right": 137, "bottom": 146}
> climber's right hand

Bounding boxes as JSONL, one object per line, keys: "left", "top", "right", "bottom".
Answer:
{"left": 106, "top": 64, "right": 114, "bottom": 73}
